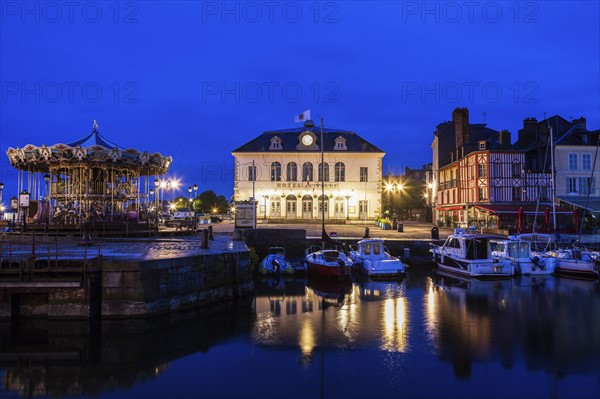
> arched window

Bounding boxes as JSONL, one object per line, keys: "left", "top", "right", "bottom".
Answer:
{"left": 286, "top": 162, "right": 297, "bottom": 181}
{"left": 318, "top": 162, "right": 329, "bottom": 182}
{"left": 302, "top": 162, "right": 313, "bottom": 182}
{"left": 335, "top": 162, "right": 345, "bottom": 182}
{"left": 271, "top": 162, "right": 281, "bottom": 181}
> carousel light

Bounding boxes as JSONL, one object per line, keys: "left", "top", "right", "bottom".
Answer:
{"left": 154, "top": 180, "right": 160, "bottom": 188}
{"left": 43, "top": 173, "right": 50, "bottom": 183}
{"left": 150, "top": 189, "right": 155, "bottom": 196}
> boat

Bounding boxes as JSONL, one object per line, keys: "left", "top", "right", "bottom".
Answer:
{"left": 349, "top": 239, "right": 406, "bottom": 279}
{"left": 258, "top": 247, "right": 294, "bottom": 275}
{"left": 304, "top": 245, "right": 352, "bottom": 279}
{"left": 302, "top": 116, "right": 352, "bottom": 279}
{"left": 491, "top": 236, "right": 555, "bottom": 275}
{"left": 543, "top": 248, "right": 599, "bottom": 278}
{"left": 430, "top": 228, "right": 513, "bottom": 278}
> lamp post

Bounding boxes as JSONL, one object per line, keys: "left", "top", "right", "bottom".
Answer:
{"left": 149, "top": 189, "right": 155, "bottom": 225}
{"left": 154, "top": 180, "right": 160, "bottom": 227}
{"left": 345, "top": 194, "right": 351, "bottom": 220}
{"left": 397, "top": 183, "right": 404, "bottom": 221}
{"left": 262, "top": 194, "right": 269, "bottom": 219}
{"left": 188, "top": 186, "right": 193, "bottom": 219}
{"left": 19, "top": 190, "right": 30, "bottom": 231}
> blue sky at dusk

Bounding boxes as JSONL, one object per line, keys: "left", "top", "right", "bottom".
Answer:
{"left": 1, "top": 1, "right": 598, "bottom": 199}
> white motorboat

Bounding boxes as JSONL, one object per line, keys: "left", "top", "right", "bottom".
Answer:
{"left": 350, "top": 239, "right": 406, "bottom": 279}
{"left": 491, "top": 238, "right": 555, "bottom": 275}
{"left": 543, "top": 248, "right": 599, "bottom": 278}
{"left": 258, "top": 247, "right": 294, "bottom": 275}
{"left": 430, "top": 228, "right": 512, "bottom": 278}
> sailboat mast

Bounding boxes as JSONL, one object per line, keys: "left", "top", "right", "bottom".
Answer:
{"left": 550, "top": 126, "right": 557, "bottom": 231}
{"left": 321, "top": 117, "right": 325, "bottom": 239}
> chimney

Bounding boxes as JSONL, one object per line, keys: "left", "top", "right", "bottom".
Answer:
{"left": 499, "top": 130, "right": 512, "bottom": 150}
{"left": 519, "top": 117, "right": 537, "bottom": 145}
{"left": 453, "top": 107, "right": 470, "bottom": 153}
{"left": 572, "top": 116, "right": 587, "bottom": 130}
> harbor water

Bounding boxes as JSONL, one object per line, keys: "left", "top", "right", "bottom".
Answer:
{"left": 1, "top": 264, "right": 599, "bottom": 399}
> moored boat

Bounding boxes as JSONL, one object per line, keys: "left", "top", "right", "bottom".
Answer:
{"left": 430, "top": 228, "right": 512, "bottom": 278}
{"left": 304, "top": 245, "right": 352, "bottom": 279}
{"left": 491, "top": 237, "right": 555, "bottom": 275}
{"left": 350, "top": 239, "right": 406, "bottom": 279}
{"left": 258, "top": 247, "right": 294, "bottom": 275}
{"left": 543, "top": 248, "right": 599, "bottom": 278}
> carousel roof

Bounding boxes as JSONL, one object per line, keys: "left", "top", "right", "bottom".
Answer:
{"left": 5, "top": 121, "right": 172, "bottom": 174}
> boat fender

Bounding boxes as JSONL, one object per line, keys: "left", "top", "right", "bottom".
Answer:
{"left": 272, "top": 259, "right": 280, "bottom": 273}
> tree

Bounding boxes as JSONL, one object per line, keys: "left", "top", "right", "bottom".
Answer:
{"left": 173, "top": 196, "right": 188, "bottom": 210}
{"left": 193, "top": 190, "right": 231, "bottom": 213}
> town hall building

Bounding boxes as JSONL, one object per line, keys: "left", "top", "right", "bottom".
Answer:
{"left": 232, "top": 121, "right": 385, "bottom": 221}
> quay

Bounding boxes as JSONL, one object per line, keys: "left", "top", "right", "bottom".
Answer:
{"left": 0, "top": 233, "right": 253, "bottom": 319}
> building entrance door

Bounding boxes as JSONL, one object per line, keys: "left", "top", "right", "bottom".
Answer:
{"left": 302, "top": 195, "right": 313, "bottom": 219}
{"left": 286, "top": 195, "right": 297, "bottom": 219}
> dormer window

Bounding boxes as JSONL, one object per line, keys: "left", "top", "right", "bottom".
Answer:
{"left": 270, "top": 136, "right": 283, "bottom": 150}
{"left": 334, "top": 136, "right": 347, "bottom": 151}
{"left": 479, "top": 141, "right": 486, "bottom": 150}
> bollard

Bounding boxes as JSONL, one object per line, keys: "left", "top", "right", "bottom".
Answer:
{"left": 208, "top": 225, "right": 214, "bottom": 240}
{"left": 431, "top": 226, "right": 439, "bottom": 240}
{"left": 397, "top": 223, "right": 403, "bottom": 233}
{"left": 200, "top": 229, "right": 209, "bottom": 249}
{"left": 404, "top": 247, "right": 410, "bottom": 259}
{"left": 364, "top": 227, "right": 370, "bottom": 238}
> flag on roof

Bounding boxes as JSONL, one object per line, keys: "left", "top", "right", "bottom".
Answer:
{"left": 294, "top": 109, "right": 311, "bottom": 123}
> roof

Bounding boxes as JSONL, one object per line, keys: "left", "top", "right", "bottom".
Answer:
{"left": 232, "top": 126, "right": 384, "bottom": 153}
{"left": 68, "top": 129, "right": 123, "bottom": 149}
{"left": 557, "top": 196, "right": 600, "bottom": 213}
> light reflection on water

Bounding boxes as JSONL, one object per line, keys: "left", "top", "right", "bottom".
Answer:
{"left": 1, "top": 268, "right": 599, "bottom": 398}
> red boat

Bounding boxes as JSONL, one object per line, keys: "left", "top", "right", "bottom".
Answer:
{"left": 304, "top": 246, "right": 352, "bottom": 279}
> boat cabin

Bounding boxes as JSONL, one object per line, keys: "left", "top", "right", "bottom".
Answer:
{"left": 492, "top": 241, "right": 531, "bottom": 260}
{"left": 356, "top": 239, "right": 386, "bottom": 258}
{"left": 442, "top": 234, "right": 493, "bottom": 260}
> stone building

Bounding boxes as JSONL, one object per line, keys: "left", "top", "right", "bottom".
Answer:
{"left": 232, "top": 122, "right": 384, "bottom": 221}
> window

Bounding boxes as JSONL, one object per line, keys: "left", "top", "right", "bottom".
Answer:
{"left": 512, "top": 187, "right": 521, "bottom": 201}
{"left": 567, "top": 177, "right": 577, "bottom": 193}
{"left": 360, "top": 167, "right": 368, "bottom": 182}
{"left": 286, "top": 162, "right": 297, "bottom": 181}
{"left": 582, "top": 153, "right": 592, "bottom": 170}
{"left": 302, "top": 162, "right": 313, "bottom": 182}
{"left": 479, "top": 141, "right": 486, "bottom": 150}
{"left": 512, "top": 163, "right": 521, "bottom": 178}
{"left": 271, "top": 162, "right": 281, "bottom": 181}
{"left": 247, "top": 165, "right": 256, "bottom": 181}
{"left": 477, "top": 164, "right": 486, "bottom": 178}
{"left": 318, "top": 162, "right": 329, "bottom": 182}
{"left": 334, "top": 136, "right": 347, "bottom": 150}
{"left": 568, "top": 153, "right": 578, "bottom": 170}
{"left": 269, "top": 136, "right": 282, "bottom": 150}
{"left": 373, "top": 244, "right": 381, "bottom": 255}
{"left": 334, "top": 162, "right": 345, "bottom": 182}
{"left": 579, "top": 177, "right": 594, "bottom": 194}
{"left": 478, "top": 187, "right": 487, "bottom": 200}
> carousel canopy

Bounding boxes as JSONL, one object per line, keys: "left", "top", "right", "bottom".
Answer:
{"left": 6, "top": 121, "right": 172, "bottom": 174}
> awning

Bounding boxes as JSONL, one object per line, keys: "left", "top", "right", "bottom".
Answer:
{"left": 434, "top": 206, "right": 463, "bottom": 211}
{"left": 556, "top": 196, "right": 600, "bottom": 213}
{"left": 473, "top": 204, "right": 572, "bottom": 215}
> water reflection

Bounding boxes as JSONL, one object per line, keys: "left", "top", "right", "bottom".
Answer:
{"left": 0, "top": 300, "right": 253, "bottom": 398}
{"left": 428, "top": 271, "right": 600, "bottom": 379}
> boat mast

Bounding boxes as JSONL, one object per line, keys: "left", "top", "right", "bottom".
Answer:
{"left": 321, "top": 117, "right": 326, "bottom": 247}
{"left": 550, "top": 125, "right": 557, "bottom": 232}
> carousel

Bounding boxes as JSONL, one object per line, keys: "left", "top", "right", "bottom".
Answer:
{"left": 5, "top": 121, "right": 172, "bottom": 229}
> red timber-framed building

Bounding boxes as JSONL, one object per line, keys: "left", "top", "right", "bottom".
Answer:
{"left": 432, "top": 108, "right": 571, "bottom": 233}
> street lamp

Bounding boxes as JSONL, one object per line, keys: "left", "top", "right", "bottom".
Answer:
{"left": 397, "top": 183, "right": 404, "bottom": 221}
{"left": 188, "top": 186, "right": 193, "bottom": 218}
{"left": 154, "top": 180, "right": 160, "bottom": 226}
{"left": 344, "top": 194, "right": 351, "bottom": 220}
